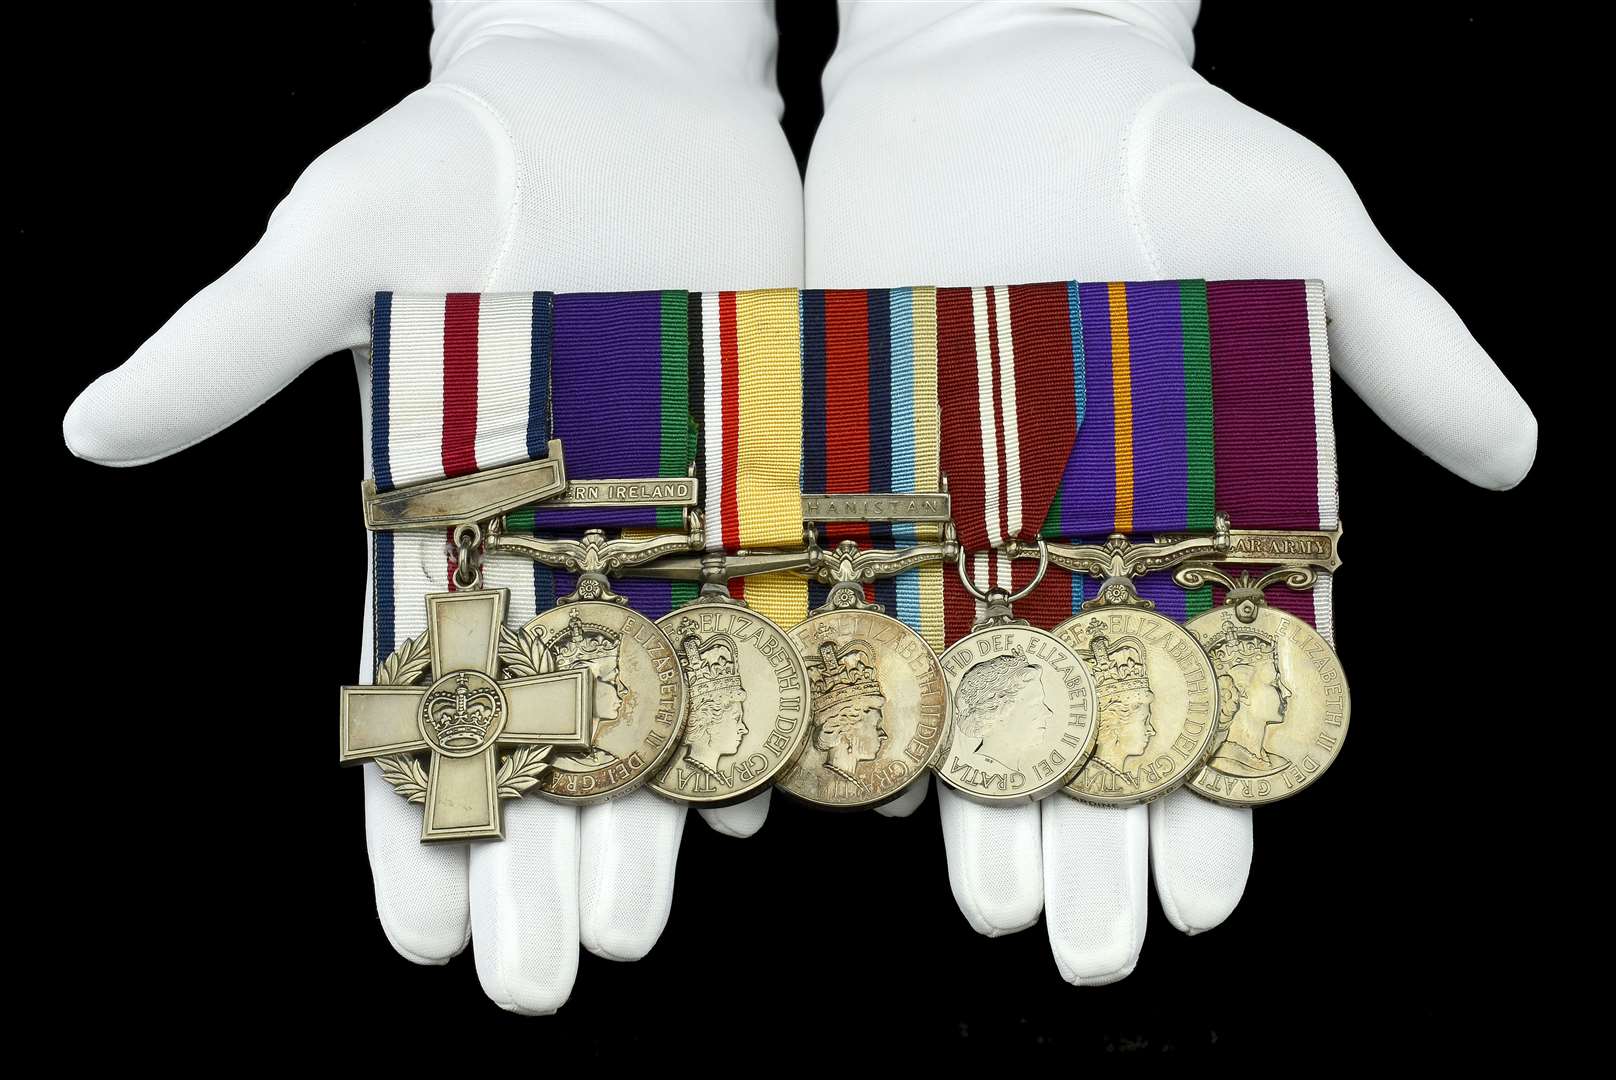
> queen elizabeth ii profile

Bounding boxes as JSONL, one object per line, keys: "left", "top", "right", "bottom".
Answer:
{"left": 807, "top": 638, "right": 887, "bottom": 782}
{"left": 548, "top": 608, "right": 634, "bottom": 763}
{"left": 1080, "top": 621, "right": 1156, "bottom": 780}
{"left": 952, "top": 647, "right": 1052, "bottom": 770}
{"left": 1204, "top": 617, "right": 1293, "bottom": 778}
{"left": 675, "top": 620, "right": 749, "bottom": 776}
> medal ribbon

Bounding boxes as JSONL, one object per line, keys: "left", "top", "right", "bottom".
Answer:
{"left": 370, "top": 292, "right": 563, "bottom": 668}
{"left": 695, "top": 288, "right": 806, "bottom": 628}
{"left": 367, "top": 281, "right": 1337, "bottom": 672}
{"left": 937, "top": 283, "right": 1086, "bottom": 628}
{"left": 498, "top": 289, "right": 707, "bottom": 625}
{"left": 371, "top": 291, "right": 555, "bottom": 492}
{"left": 945, "top": 279, "right": 1337, "bottom": 642}
{"left": 801, "top": 287, "right": 947, "bottom": 650}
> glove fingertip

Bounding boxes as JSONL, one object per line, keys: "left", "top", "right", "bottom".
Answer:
{"left": 697, "top": 790, "right": 770, "bottom": 838}
{"left": 873, "top": 775, "right": 929, "bottom": 818}
{"left": 1479, "top": 403, "right": 1537, "bottom": 492}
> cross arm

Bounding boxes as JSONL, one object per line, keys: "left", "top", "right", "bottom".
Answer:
{"left": 339, "top": 686, "right": 428, "bottom": 763}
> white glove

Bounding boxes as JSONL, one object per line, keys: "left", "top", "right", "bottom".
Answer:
{"left": 805, "top": 0, "right": 1534, "bottom": 984}
{"left": 61, "top": 0, "right": 802, "bottom": 1014}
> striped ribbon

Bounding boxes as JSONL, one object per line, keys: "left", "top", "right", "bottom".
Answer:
{"left": 698, "top": 289, "right": 805, "bottom": 552}
{"left": 1042, "top": 279, "right": 1213, "bottom": 536}
{"left": 802, "top": 287, "right": 947, "bottom": 651}
{"left": 368, "top": 281, "right": 1338, "bottom": 670}
{"left": 938, "top": 283, "right": 1086, "bottom": 612}
{"left": 371, "top": 291, "right": 555, "bottom": 492}
{"left": 508, "top": 289, "right": 697, "bottom": 531}
{"left": 370, "top": 291, "right": 558, "bottom": 666}
{"left": 942, "top": 279, "right": 1337, "bottom": 643}
{"left": 694, "top": 288, "right": 807, "bottom": 631}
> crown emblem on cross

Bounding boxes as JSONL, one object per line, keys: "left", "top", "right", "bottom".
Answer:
{"left": 1084, "top": 619, "right": 1150, "bottom": 696}
{"left": 808, "top": 639, "right": 884, "bottom": 715}
{"left": 424, "top": 671, "right": 503, "bottom": 749}
{"left": 550, "top": 608, "right": 621, "bottom": 668}
{"left": 1202, "top": 615, "right": 1278, "bottom": 670}
{"left": 677, "top": 617, "right": 743, "bottom": 697}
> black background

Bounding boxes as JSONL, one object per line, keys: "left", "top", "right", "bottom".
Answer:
{"left": 22, "top": 2, "right": 1576, "bottom": 1061}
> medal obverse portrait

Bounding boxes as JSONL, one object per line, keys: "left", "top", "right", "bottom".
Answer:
{"left": 936, "top": 625, "right": 1096, "bottom": 804}
{"left": 778, "top": 607, "right": 948, "bottom": 810}
{"left": 650, "top": 603, "right": 810, "bottom": 806}
{"left": 522, "top": 602, "right": 686, "bottom": 804}
{"left": 1187, "top": 606, "right": 1350, "bottom": 806}
{"left": 1055, "top": 609, "right": 1220, "bottom": 807}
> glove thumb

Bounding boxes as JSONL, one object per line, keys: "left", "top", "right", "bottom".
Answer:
{"left": 63, "top": 85, "right": 509, "bottom": 465}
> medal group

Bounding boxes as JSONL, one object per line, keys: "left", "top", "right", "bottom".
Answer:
{"left": 341, "top": 281, "right": 1348, "bottom": 850}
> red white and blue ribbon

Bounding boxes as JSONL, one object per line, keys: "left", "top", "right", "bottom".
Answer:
{"left": 370, "top": 292, "right": 553, "bottom": 492}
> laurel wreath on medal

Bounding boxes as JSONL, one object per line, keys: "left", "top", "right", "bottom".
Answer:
{"left": 370, "top": 625, "right": 560, "bottom": 804}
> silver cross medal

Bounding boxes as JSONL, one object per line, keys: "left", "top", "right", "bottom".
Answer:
{"left": 338, "top": 589, "right": 593, "bottom": 841}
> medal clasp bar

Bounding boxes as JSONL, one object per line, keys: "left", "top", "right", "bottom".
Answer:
{"left": 801, "top": 491, "right": 952, "bottom": 525}
{"left": 1156, "top": 521, "right": 1341, "bottom": 574}
{"left": 363, "top": 439, "right": 569, "bottom": 530}
{"left": 484, "top": 517, "right": 707, "bottom": 605}
{"left": 1171, "top": 522, "right": 1343, "bottom": 622}
{"left": 539, "top": 475, "right": 699, "bottom": 511}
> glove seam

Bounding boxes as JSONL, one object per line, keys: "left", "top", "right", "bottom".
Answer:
{"left": 1121, "top": 77, "right": 1208, "bottom": 280}
{"left": 428, "top": 80, "right": 522, "bottom": 293}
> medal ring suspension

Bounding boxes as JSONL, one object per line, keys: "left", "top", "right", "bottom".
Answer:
{"left": 954, "top": 538, "right": 1049, "bottom": 604}
{"left": 450, "top": 522, "right": 484, "bottom": 590}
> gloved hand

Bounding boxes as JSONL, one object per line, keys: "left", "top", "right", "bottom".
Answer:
{"left": 60, "top": 0, "right": 802, "bottom": 1014}
{"left": 804, "top": 0, "right": 1534, "bottom": 983}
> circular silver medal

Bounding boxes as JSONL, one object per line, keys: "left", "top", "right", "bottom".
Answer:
{"left": 1185, "top": 604, "right": 1350, "bottom": 806}
{"left": 520, "top": 601, "right": 686, "bottom": 805}
{"left": 935, "top": 550, "right": 1097, "bottom": 803}
{"left": 777, "top": 606, "right": 948, "bottom": 810}
{"left": 1053, "top": 605, "right": 1219, "bottom": 806}
{"left": 936, "top": 622, "right": 1096, "bottom": 803}
{"left": 649, "top": 601, "right": 811, "bottom": 806}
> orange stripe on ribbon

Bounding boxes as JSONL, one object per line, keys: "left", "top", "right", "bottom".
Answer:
{"left": 1109, "top": 281, "right": 1133, "bottom": 533}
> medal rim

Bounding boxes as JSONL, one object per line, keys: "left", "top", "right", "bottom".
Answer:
{"left": 776, "top": 606, "right": 950, "bottom": 812}
{"left": 646, "top": 603, "right": 813, "bottom": 808}
{"left": 933, "top": 623, "right": 1098, "bottom": 805}
{"left": 519, "top": 599, "right": 688, "bottom": 807}
{"left": 1050, "top": 604, "right": 1222, "bottom": 808}
{"left": 1182, "top": 604, "right": 1350, "bottom": 808}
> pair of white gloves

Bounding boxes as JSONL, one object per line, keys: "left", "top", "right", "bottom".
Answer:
{"left": 62, "top": 1, "right": 1535, "bottom": 1014}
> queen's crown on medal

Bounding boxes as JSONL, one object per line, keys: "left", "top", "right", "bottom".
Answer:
{"left": 1202, "top": 615, "right": 1280, "bottom": 667}
{"left": 678, "top": 620, "right": 743, "bottom": 697}
{"left": 424, "top": 673, "right": 503, "bottom": 750}
{"left": 549, "top": 608, "right": 621, "bottom": 667}
{"left": 1085, "top": 622, "right": 1149, "bottom": 695}
{"left": 807, "top": 640, "right": 883, "bottom": 712}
